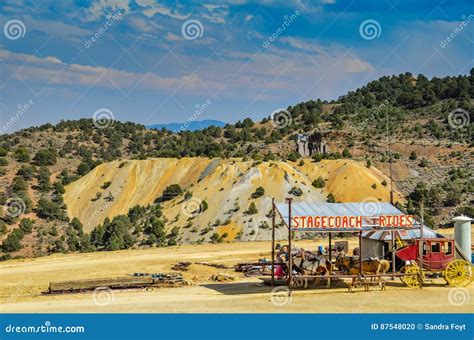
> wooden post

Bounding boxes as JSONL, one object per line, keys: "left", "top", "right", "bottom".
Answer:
{"left": 328, "top": 232, "right": 332, "bottom": 262}
{"left": 419, "top": 199, "right": 424, "bottom": 270}
{"left": 287, "top": 197, "right": 293, "bottom": 288}
{"left": 391, "top": 230, "right": 396, "bottom": 280}
{"left": 271, "top": 198, "right": 275, "bottom": 287}
{"left": 359, "top": 230, "right": 363, "bottom": 277}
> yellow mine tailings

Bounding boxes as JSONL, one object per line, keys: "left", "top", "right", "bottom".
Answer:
{"left": 64, "top": 158, "right": 403, "bottom": 240}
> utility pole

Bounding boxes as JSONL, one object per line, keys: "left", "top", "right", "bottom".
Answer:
{"left": 386, "top": 103, "right": 394, "bottom": 204}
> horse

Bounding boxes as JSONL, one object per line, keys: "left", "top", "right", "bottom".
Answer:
{"left": 291, "top": 249, "right": 333, "bottom": 288}
{"left": 376, "top": 259, "right": 390, "bottom": 275}
{"left": 336, "top": 255, "right": 390, "bottom": 283}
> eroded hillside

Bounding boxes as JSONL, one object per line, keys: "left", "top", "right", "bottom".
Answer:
{"left": 64, "top": 158, "right": 402, "bottom": 242}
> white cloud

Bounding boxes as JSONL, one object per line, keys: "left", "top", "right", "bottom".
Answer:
{"left": 0, "top": 14, "right": 90, "bottom": 38}
{"left": 164, "top": 32, "right": 182, "bottom": 41}
{"left": 0, "top": 50, "right": 219, "bottom": 93}
{"left": 135, "top": 0, "right": 190, "bottom": 20}
{"left": 84, "top": 0, "right": 130, "bottom": 22}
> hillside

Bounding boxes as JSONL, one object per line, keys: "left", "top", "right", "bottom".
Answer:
{"left": 64, "top": 158, "right": 400, "bottom": 243}
{"left": 0, "top": 70, "right": 472, "bottom": 259}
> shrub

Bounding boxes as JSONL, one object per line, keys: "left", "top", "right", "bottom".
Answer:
{"left": 33, "top": 148, "right": 58, "bottom": 166}
{"left": 419, "top": 158, "right": 428, "bottom": 167}
{"left": 17, "top": 165, "right": 35, "bottom": 180}
{"left": 251, "top": 186, "right": 265, "bottom": 199}
{"left": 0, "top": 158, "right": 8, "bottom": 166}
{"left": 159, "top": 184, "right": 183, "bottom": 202}
{"left": 287, "top": 152, "right": 299, "bottom": 162}
{"left": 342, "top": 148, "right": 351, "bottom": 158}
{"left": 247, "top": 202, "right": 258, "bottom": 215}
{"left": 312, "top": 153, "right": 323, "bottom": 162}
{"left": 289, "top": 187, "right": 303, "bottom": 196}
{"left": 101, "top": 181, "right": 112, "bottom": 189}
{"left": 14, "top": 147, "right": 30, "bottom": 163}
{"left": 312, "top": 176, "right": 325, "bottom": 189}
{"left": 19, "top": 218, "right": 34, "bottom": 233}
{"left": 0, "top": 220, "right": 7, "bottom": 235}
{"left": 2, "top": 229, "right": 24, "bottom": 252}
{"left": 36, "top": 198, "right": 67, "bottom": 221}
{"left": 0, "top": 147, "right": 8, "bottom": 157}
{"left": 12, "top": 176, "right": 28, "bottom": 193}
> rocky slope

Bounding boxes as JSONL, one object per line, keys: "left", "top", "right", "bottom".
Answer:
{"left": 64, "top": 158, "right": 402, "bottom": 242}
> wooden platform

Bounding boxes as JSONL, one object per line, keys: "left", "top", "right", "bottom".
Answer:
{"left": 47, "top": 273, "right": 184, "bottom": 294}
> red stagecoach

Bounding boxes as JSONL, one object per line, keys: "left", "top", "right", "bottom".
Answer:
{"left": 396, "top": 238, "right": 472, "bottom": 288}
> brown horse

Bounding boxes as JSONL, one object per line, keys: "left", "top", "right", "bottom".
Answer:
{"left": 292, "top": 250, "right": 333, "bottom": 288}
{"left": 336, "top": 255, "right": 390, "bottom": 277}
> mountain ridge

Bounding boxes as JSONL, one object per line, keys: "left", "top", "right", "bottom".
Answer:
{"left": 146, "top": 120, "right": 226, "bottom": 132}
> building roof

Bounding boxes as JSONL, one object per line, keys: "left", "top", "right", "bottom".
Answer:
{"left": 275, "top": 201, "right": 422, "bottom": 232}
{"left": 362, "top": 226, "right": 444, "bottom": 241}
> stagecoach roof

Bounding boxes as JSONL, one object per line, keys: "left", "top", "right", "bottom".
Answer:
{"left": 274, "top": 201, "right": 426, "bottom": 232}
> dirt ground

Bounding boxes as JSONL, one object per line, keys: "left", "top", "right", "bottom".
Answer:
{"left": 1, "top": 240, "right": 472, "bottom": 313}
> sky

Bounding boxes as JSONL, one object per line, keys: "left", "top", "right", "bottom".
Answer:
{"left": 0, "top": 0, "right": 473, "bottom": 132}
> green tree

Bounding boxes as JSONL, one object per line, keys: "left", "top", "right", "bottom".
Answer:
{"left": 36, "top": 198, "right": 67, "bottom": 221}
{"left": 247, "top": 202, "right": 258, "bottom": 215}
{"left": 251, "top": 186, "right": 265, "bottom": 199}
{"left": 2, "top": 229, "right": 24, "bottom": 252}
{"left": 160, "top": 184, "right": 183, "bottom": 202}
{"left": 342, "top": 148, "right": 352, "bottom": 158}
{"left": 33, "top": 148, "right": 58, "bottom": 166}
{"left": 19, "top": 218, "right": 33, "bottom": 233}
{"left": 312, "top": 176, "right": 325, "bottom": 188}
{"left": 14, "top": 147, "right": 30, "bottom": 163}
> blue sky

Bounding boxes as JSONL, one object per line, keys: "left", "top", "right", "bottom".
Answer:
{"left": 0, "top": 0, "right": 472, "bottom": 132}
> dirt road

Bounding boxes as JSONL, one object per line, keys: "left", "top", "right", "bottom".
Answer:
{"left": 1, "top": 241, "right": 472, "bottom": 313}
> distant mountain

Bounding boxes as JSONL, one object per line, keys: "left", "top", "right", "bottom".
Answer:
{"left": 146, "top": 120, "right": 226, "bottom": 132}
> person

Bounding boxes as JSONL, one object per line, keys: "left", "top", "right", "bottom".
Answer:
{"left": 275, "top": 252, "right": 285, "bottom": 278}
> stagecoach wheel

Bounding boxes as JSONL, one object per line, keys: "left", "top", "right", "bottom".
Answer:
{"left": 444, "top": 260, "right": 473, "bottom": 287}
{"left": 400, "top": 266, "right": 422, "bottom": 288}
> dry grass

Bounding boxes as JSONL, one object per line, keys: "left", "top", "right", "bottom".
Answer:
{"left": 1, "top": 239, "right": 472, "bottom": 313}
